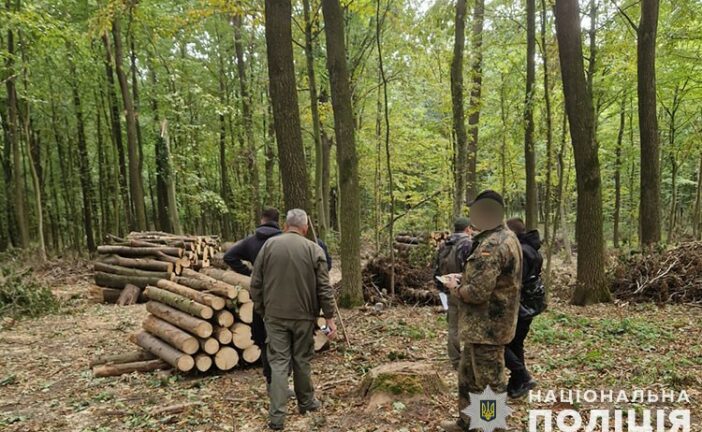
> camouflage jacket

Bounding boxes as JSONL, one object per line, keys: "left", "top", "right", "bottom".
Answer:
{"left": 454, "top": 224, "right": 522, "bottom": 345}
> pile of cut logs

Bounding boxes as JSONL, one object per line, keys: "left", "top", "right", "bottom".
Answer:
{"left": 393, "top": 231, "right": 448, "bottom": 255}
{"left": 91, "top": 268, "right": 255, "bottom": 376}
{"left": 91, "top": 231, "right": 220, "bottom": 305}
{"left": 91, "top": 266, "right": 331, "bottom": 377}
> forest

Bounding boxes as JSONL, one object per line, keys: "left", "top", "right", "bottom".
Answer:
{"left": 1, "top": 0, "right": 702, "bottom": 430}
{"left": 1, "top": 0, "right": 701, "bottom": 304}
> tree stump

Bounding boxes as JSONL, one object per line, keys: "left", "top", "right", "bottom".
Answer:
{"left": 359, "top": 362, "right": 447, "bottom": 410}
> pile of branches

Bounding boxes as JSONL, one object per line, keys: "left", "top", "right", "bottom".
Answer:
{"left": 362, "top": 233, "right": 441, "bottom": 306}
{"left": 611, "top": 241, "right": 702, "bottom": 304}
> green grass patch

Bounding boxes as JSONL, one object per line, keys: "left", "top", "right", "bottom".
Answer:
{"left": 0, "top": 267, "right": 60, "bottom": 319}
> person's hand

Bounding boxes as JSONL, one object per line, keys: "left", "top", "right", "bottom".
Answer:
{"left": 442, "top": 273, "right": 462, "bottom": 290}
{"left": 326, "top": 318, "right": 337, "bottom": 340}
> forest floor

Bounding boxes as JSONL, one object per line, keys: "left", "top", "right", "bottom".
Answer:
{"left": 0, "top": 258, "right": 701, "bottom": 431}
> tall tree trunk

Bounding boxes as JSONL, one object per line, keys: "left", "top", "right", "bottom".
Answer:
{"left": 694, "top": 153, "right": 702, "bottom": 240}
{"left": 4, "top": 14, "right": 30, "bottom": 248}
{"left": 376, "top": 0, "right": 395, "bottom": 295}
{"left": 465, "top": 0, "right": 484, "bottom": 204}
{"left": 112, "top": 19, "right": 146, "bottom": 230}
{"left": 150, "top": 73, "right": 170, "bottom": 232}
{"left": 499, "top": 73, "right": 508, "bottom": 198}
{"left": 102, "top": 34, "right": 131, "bottom": 232}
{"left": 450, "top": 0, "right": 468, "bottom": 219}
{"left": 638, "top": 0, "right": 661, "bottom": 247}
{"left": 613, "top": 95, "right": 625, "bottom": 248}
{"left": 264, "top": 0, "right": 309, "bottom": 211}
{"left": 68, "top": 55, "right": 96, "bottom": 252}
{"left": 302, "top": 0, "right": 327, "bottom": 240}
{"left": 160, "top": 120, "right": 181, "bottom": 234}
{"left": 524, "top": 0, "right": 538, "bottom": 230}
{"left": 95, "top": 90, "right": 108, "bottom": 239}
{"left": 541, "top": 0, "right": 553, "bottom": 245}
{"left": 264, "top": 100, "right": 277, "bottom": 205}
{"left": 322, "top": 0, "right": 363, "bottom": 306}
{"left": 233, "top": 15, "right": 261, "bottom": 221}
{"left": 554, "top": 0, "right": 610, "bottom": 305}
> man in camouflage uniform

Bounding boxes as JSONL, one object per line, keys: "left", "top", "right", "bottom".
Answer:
{"left": 440, "top": 190, "right": 522, "bottom": 432}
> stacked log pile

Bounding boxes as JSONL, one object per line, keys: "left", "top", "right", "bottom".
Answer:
{"left": 91, "top": 232, "right": 221, "bottom": 305}
{"left": 92, "top": 267, "right": 331, "bottom": 377}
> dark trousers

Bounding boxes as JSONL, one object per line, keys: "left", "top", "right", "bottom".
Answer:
{"left": 251, "top": 311, "right": 272, "bottom": 383}
{"left": 504, "top": 314, "right": 533, "bottom": 386}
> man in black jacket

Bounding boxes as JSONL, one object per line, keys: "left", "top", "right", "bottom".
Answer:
{"left": 223, "top": 208, "right": 332, "bottom": 390}
{"left": 505, "top": 217, "right": 542, "bottom": 398}
{"left": 223, "top": 208, "right": 283, "bottom": 276}
{"left": 224, "top": 208, "right": 333, "bottom": 274}
{"left": 223, "top": 208, "right": 282, "bottom": 387}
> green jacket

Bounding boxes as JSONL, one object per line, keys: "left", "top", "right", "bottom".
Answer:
{"left": 250, "top": 231, "right": 335, "bottom": 321}
{"left": 455, "top": 224, "right": 522, "bottom": 345}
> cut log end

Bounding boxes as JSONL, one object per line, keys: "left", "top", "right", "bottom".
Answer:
{"left": 214, "top": 347, "right": 239, "bottom": 371}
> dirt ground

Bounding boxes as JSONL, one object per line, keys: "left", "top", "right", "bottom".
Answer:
{"left": 1, "top": 266, "right": 701, "bottom": 431}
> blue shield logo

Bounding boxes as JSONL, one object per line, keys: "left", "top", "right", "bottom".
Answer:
{"left": 480, "top": 399, "right": 496, "bottom": 422}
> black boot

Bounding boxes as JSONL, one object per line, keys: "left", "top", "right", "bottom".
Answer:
{"left": 508, "top": 370, "right": 537, "bottom": 398}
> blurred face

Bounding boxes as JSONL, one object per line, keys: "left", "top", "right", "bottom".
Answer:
{"left": 469, "top": 199, "right": 504, "bottom": 231}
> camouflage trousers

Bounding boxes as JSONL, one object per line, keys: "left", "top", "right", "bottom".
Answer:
{"left": 458, "top": 343, "right": 507, "bottom": 430}
{"left": 447, "top": 295, "right": 461, "bottom": 370}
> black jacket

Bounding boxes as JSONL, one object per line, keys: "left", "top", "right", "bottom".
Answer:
{"left": 223, "top": 222, "right": 333, "bottom": 275}
{"left": 223, "top": 222, "right": 282, "bottom": 276}
{"left": 517, "top": 230, "right": 543, "bottom": 284}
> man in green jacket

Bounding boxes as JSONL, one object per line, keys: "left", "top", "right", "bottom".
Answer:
{"left": 250, "top": 208, "right": 337, "bottom": 430}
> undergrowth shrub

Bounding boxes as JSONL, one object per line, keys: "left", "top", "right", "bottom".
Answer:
{"left": 0, "top": 266, "right": 60, "bottom": 319}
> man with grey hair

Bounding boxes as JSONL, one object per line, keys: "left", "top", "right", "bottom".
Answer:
{"left": 250, "top": 208, "right": 337, "bottom": 430}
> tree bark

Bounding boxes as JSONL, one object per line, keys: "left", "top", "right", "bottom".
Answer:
{"left": 4, "top": 14, "right": 29, "bottom": 248}
{"left": 693, "top": 153, "right": 702, "bottom": 240}
{"left": 322, "top": 0, "right": 363, "bottom": 307}
{"left": 541, "top": 0, "right": 554, "bottom": 244}
{"left": 302, "top": 0, "right": 327, "bottom": 239}
{"left": 98, "top": 254, "right": 174, "bottom": 273}
{"left": 102, "top": 34, "right": 131, "bottom": 232}
{"left": 132, "top": 331, "right": 194, "bottom": 372}
{"left": 112, "top": 19, "right": 147, "bottom": 230}
{"left": 149, "top": 65, "right": 171, "bottom": 233}
{"left": 233, "top": 14, "right": 261, "bottom": 221}
{"left": 554, "top": 0, "right": 610, "bottom": 305}
{"left": 450, "top": 0, "right": 468, "bottom": 219}
{"left": 146, "top": 301, "right": 213, "bottom": 338}
{"left": 466, "top": 0, "right": 484, "bottom": 204}
{"left": 155, "top": 279, "right": 225, "bottom": 311}
{"left": 638, "top": 0, "right": 661, "bottom": 247}
{"left": 90, "top": 350, "right": 156, "bottom": 368}
{"left": 524, "top": 0, "right": 538, "bottom": 230}
{"left": 144, "top": 286, "right": 214, "bottom": 319}
{"left": 95, "top": 272, "right": 168, "bottom": 289}
{"left": 93, "top": 359, "right": 169, "bottom": 377}
{"left": 265, "top": 0, "right": 309, "bottom": 211}
{"left": 142, "top": 315, "right": 199, "bottom": 355}
{"left": 94, "top": 262, "right": 173, "bottom": 280}
{"left": 68, "top": 55, "right": 96, "bottom": 252}
{"left": 613, "top": 95, "right": 625, "bottom": 248}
